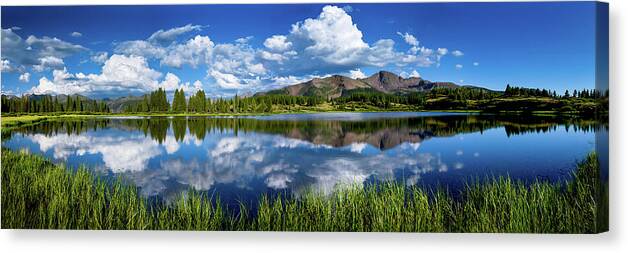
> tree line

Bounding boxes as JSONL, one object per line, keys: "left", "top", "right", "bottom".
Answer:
{"left": 123, "top": 88, "right": 325, "bottom": 113}
{"left": 1, "top": 94, "right": 110, "bottom": 114}
{"left": 505, "top": 84, "right": 609, "bottom": 99}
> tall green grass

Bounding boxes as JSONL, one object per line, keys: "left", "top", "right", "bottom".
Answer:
{"left": 1, "top": 149, "right": 607, "bottom": 233}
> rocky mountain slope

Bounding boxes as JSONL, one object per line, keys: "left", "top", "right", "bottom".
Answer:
{"left": 261, "top": 71, "right": 460, "bottom": 98}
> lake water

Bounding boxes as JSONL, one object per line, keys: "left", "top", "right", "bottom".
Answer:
{"left": 2, "top": 112, "right": 608, "bottom": 208}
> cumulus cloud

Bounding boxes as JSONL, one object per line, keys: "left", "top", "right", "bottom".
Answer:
{"left": 455, "top": 64, "right": 463, "bottom": 70}
{"left": 1, "top": 28, "right": 87, "bottom": 71}
{"left": 1, "top": 59, "right": 16, "bottom": 72}
{"left": 452, "top": 50, "right": 464, "bottom": 57}
{"left": 159, "top": 72, "right": 182, "bottom": 91}
{"left": 70, "top": 32, "right": 82, "bottom": 37}
{"left": 161, "top": 35, "right": 214, "bottom": 68}
{"left": 409, "top": 70, "right": 421, "bottom": 78}
{"left": 29, "top": 54, "right": 171, "bottom": 96}
{"left": 114, "top": 40, "right": 167, "bottom": 59}
{"left": 397, "top": 32, "right": 419, "bottom": 47}
{"left": 235, "top": 36, "right": 253, "bottom": 44}
{"left": 289, "top": 5, "right": 369, "bottom": 65}
{"left": 91, "top": 51, "right": 109, "bottom": 64}
{"left": 349, "top": 68, "right": 366, "bottom": 79}
{"left": 270, "top": 75, "right": 309, "bottom": 87}
{"left": 263, "top": 35, "right": 292, "bottom": 52}
{"left": 33, "top": 56, "right": 65, "bottom": 72}
{"left": 19, "top": 72, "right": 30, "bottom": 83}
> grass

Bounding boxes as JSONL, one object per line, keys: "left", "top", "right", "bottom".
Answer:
{"left": 1, "top": 149, "right": 607, "bottom": 233}
{"left": 0, "top": 114, "right": 107, "bottom": 129}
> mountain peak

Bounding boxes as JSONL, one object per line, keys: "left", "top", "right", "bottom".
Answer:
{"left": 362, "top": 71, "right": 429, "bottom": 92}
{"left": 259, "top": 70, "right": 461, "bottom": 98}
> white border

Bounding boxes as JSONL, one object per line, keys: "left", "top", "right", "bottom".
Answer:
{"left": 1, "top": 1, "right": 626, "bottom": 252}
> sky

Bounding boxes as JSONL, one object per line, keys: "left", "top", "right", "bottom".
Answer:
{"left": 1, "top": 2, "right": 608, "bottom": 99}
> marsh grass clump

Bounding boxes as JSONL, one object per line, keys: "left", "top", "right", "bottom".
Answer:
{"left": 1, "top": 150, "right": 607, "bottom": 233}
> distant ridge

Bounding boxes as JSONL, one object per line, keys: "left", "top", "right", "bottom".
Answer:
{"left": 258, "top": 71, "right": 464, "bottom": 98}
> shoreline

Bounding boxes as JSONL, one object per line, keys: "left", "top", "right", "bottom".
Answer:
{"left": 0, "top": 109, "right": 603, "bottom": 129}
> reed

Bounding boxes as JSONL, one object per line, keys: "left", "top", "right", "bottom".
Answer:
{"left": 1, "top": 149, "right": 607, "bottom": 233}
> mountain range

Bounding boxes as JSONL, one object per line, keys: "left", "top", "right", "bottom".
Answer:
{"left": 3, "top": 71, "right": 490, "bottom": 112}
{"left": 259, "top": 70, "right": 462, "bottom": 99}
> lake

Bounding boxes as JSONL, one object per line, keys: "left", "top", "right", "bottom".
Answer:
{"left": 2, "top": 112, "right": 608, "bottom": 208}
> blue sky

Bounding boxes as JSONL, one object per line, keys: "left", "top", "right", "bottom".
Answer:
{"left": 1, "top": 2, "right": 608, "bottom": 98}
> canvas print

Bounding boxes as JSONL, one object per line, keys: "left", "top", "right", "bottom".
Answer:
{"left": 0, "top": 2, "right": 609, "bottom": 233}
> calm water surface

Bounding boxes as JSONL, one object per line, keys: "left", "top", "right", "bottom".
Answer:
{"left": 2, "top": 112, "right": 607, "bottom": 207}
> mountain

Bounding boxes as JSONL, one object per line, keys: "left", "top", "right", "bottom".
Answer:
{"left": 266, "top": 75, "right": 371, "bottom": 98}
{"left": 360, "top": 71, "right": 458, "bottom": 93}
{"left": 18, "top": 93, "right": 91, "bottom": 102}
{"left": 260, "top": 71, "right": 461, "bottom": 98}
{"left": 105, "top": 95, "right": 145, "bottom": 113}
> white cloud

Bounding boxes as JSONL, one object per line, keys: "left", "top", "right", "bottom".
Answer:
{"left": 367, "top": 39, "right": 402, "bottom": 66}
{"left": 30, "top": 54, "right": 163, "bottom": 96}
{"left": 1, "top": 28, "right": 86, "bottom": 71}
{"left": 19, "top": 72, "right": 30, "bottom": 83}
{"left": 235, "top": 36, "right": 253, "bottom": 44}
{"left": 259, "top": 50, "right": 287, "bottom": 63}
{"left": 147, "top": 24, "right": 202, "bottom": 45}
{"left": 349, "top": 68, "right": 366, "bottom": 79}
{"left": 27, "top": 60, "right": 194, "bottom": 98}
{"left": 397, "top": 32, "right": 419, "bottom": 47}
{"left": 209, "top": 70, "right": 248, "bottom": 90}
{"left": 114, "top": 40, "right": 167, "bottom": 59}
{"left": 24, "top": 35, "right": 87, "bottom": 58}
{"left": 70, "top": 32, "right": 82, "bottom": 37}
{"left": 207, "top": 43, "right": 266, "bottom": 90}
{"left": 0, "top": 59, "right": 11, "bottom": 72}
{"left": 193, "top": 80, "right": 203, "bottom": 91}
{"left": 455, "top": 64, "right": 463, "bottom": 70}
{"left": 34, "top": 56, "right": 65, "bottom": 71}
{"left": 263, "top": 35, "right": 292, "bottom": 52}
{"left": 270, "top": 75, "right": 308, "bottom": 86}
{"left": 473, "top": 62, "right": 479, "bottom": 66}
{"left": 409, "top": 70, "right": 421, "bottom": 78}
{"left": 452, "top": 50, "right": 464, "bottom": 57}
{"left": 91, "top": 51, "right": 109, "bottom": 64}
{"left": 96, "top": 54, "right": 162, "bottom": 88}
{"left": 159, "top": 72, "right": 182, "bottom": 91}
{"left": 161, "top": 35, "right": 214, "bottom": 68}
{"left": 435, "top": 48, "right": 448, "bottom": 66}
{"left": 1, "top": 59, "right": 15, "bottom": 72}
{"left": 288, "top": 5, "right": 369, "bottom": 66}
